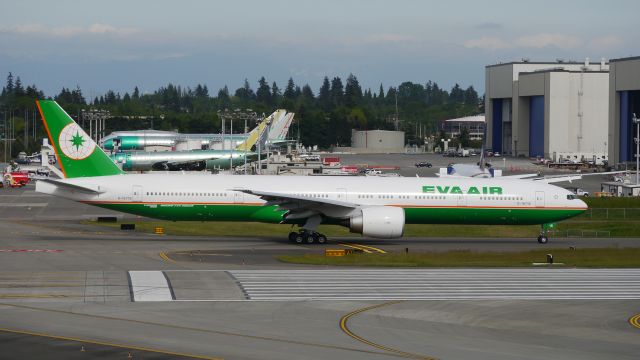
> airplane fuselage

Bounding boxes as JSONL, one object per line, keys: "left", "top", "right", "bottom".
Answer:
{"left": 36, "top": 174, "right": 587, "bottom": 225}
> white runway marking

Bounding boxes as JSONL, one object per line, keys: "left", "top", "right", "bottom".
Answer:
{"left": 228, "top": 269, "right": 640, "bottom": 300}
{"left": 128, "top": 271, "right": 174, "bottom": 302}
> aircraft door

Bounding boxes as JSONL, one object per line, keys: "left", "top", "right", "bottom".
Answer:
{"left": 535, "top": 191, "right": 545, "bottom": 207}
{"left": 132, "top": 185, "right": 143, "bottom": 202}
{"left": 336, "top": 188, "right": 347, "bottom": 202}
{"left": 233, "top": 191, "right": 244, "bottom": 204}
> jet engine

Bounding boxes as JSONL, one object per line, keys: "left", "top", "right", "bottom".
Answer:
{"left": 349, "top": 206, "right": 405, "bottom": 239}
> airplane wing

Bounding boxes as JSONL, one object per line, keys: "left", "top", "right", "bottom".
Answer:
{"left": 232, "top": 189, "right": 358, "bottom": 221}
{"left": 514, "top": 171, "right": 627, "bottom": 184}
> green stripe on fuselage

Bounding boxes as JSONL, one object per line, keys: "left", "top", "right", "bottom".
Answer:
{"left": 89, "top": 202, "right": 584, "bottom": 225}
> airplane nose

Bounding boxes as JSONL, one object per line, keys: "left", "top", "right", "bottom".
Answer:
{"left": 577, "top": 198, "right": 588, "bottom": 210}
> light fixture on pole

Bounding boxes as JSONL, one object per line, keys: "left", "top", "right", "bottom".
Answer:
{"left": 633, "top": 113, "right": 639, "bottom": 185}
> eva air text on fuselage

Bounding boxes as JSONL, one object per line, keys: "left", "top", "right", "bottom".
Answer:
{"left": 422, "top": 185, "right": 503, "bottom": 195}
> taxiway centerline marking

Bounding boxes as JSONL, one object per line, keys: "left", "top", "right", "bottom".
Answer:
{"left": 340, "top": 301, "right": 435, "bottom": 360}
{"left": 0, "top": 327, "right": 223, "bottom": 360}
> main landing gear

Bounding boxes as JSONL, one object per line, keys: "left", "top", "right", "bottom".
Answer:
{"left": 288, "top": 230, "right": 328, "bottom": 244}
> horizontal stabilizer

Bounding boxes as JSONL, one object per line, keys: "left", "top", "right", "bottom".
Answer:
{"left": 37, "top": 178, "right": 104, "bottom": 194}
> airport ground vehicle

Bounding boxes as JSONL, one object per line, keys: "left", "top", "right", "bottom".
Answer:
{"left": 35, "top": 100, "right": 587, "bottom": 244}
{"left": 3, "top": 171, "right": 30, "bottom": 188}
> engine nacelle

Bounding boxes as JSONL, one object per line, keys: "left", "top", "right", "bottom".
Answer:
{"left": 349, "top": 206, "right": 405, "bottom": 239}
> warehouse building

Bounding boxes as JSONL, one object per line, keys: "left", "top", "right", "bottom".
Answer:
{"left": 608, "top": 56, "right": 640, "bottom": 167}
{"left": 486, "top": 60, "right": 609, "bottom": 162}
{"left": 333, "top": 130, "right": 405, "bottom": 153}
{"left": 441, "top": 115, "right": 485, "bottom": 141}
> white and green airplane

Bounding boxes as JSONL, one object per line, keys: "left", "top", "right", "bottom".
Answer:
{"left": 35, "top": 100, "right": 587, "bottom": 244}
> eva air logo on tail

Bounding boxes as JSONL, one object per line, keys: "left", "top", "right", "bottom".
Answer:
{"left": 58, "top": 123, "right": 96, "bottom": 160}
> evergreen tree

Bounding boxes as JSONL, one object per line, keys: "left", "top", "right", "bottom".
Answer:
{"left": 450, "top": 83, "right": 464, "bottom": 103}
{"left": 256, "top": 77, "right": 271, "bottom": 105}
{"left": 133, "top": 86, "right": 140, "bottom": 100}
{"left": 330, "top": 76, "right": 344, "bottom": 107}
{"left": 318, "top": 76, "right": 331, "bottom": 110}
{"left": 464, "top": 85, "right": 479, "bottom": 106}
{"left": 5, "top": 72, "right": 14, "bottom": 94}
{"left": 344, "top": 74, "right": 363, "bottom": 107}
{"left": 234, "top": 79, "right": 255, "bottom": 100}
{"left": 271, "top": 81, "right": 281, "bottom": 104}
{"left": 14, "top": 76, "right": 24, "bottom": 97}
{"left": 217, "top": 86, "right": 230, "bottom": 110}
{"left": 284, "top": 78, "right": 296, "bottom": 100}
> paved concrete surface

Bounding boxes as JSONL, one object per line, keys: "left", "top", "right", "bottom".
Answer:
{"left": 0, "top": 171, "right": 638, "bottom": 359}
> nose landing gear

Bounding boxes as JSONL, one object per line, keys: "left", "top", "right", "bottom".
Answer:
{"left": 537, "top": 223, "right": 554, "bottom": 244}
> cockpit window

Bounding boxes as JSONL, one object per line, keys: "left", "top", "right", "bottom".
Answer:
{"left": 567, "top": 194, "right": 577, "bottom": 200}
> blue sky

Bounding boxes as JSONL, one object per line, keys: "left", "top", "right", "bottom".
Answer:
{"left": 1, "top": 0, "right": 638, "bottom": 98}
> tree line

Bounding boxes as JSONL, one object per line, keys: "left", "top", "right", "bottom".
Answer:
{"left": 0, "top": 72, "right": 482, "bottom": 157}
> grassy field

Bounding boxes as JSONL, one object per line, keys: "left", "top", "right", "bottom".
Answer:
{"left": 277, "top": 248, "right": 640, "bottom": 268}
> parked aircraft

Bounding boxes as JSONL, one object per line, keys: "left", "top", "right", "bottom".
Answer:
{"left": 100, "top": 110, "right": 294, "bottom": 151}
{"left": 36, "top": 100, "right": 587, "bottom": 244}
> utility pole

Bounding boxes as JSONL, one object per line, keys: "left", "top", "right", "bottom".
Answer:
{"left": 634, "top": 113, "right": 639, "bottom": 185}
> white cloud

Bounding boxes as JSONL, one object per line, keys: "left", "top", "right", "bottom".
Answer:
{"left": 515, "top": 33, "right": 581, "bottom": 49}
{"left": 364, "top": 34, "right": 415, "bottom": 44}
{"left": 588, "top": 35, "right": 623, "bottom": 50}
{"left": 463, "top": 37, "right": 510, "bottom": 50}
{"left": 1, "top": 23, "right": 138, "bottom": 37}
{"left": 464, "top": 33, "right": 584, "bottom": 50}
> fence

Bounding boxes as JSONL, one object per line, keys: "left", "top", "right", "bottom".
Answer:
{"left": 574, "top": 208, "right": 640, "bottom": 220}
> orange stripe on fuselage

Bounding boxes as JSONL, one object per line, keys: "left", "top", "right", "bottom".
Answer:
{"left": 36, "top": 100, "right": 67, "bottom": 178}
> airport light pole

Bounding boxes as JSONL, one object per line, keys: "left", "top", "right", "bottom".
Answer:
{"left": 634, "top": 113, "right": 639, "bottom": 185}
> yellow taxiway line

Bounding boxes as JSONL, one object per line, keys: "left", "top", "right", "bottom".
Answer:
{"left": 630, "top": 313, "right": 640, "bottom": 330}
{"left": 339, "top": 301, "right": 436, "bottom": 360}
{"left": 159, "top": 251, "right": 175, "bottom": 263}
{"left": 0, "top": 327, "right": 223, "bottom": 360}
{"left": 338, "top": 243, "right": 372, "bottom": 253}
{"left": 338, "top": 243, "right": 387, "bottom": 254}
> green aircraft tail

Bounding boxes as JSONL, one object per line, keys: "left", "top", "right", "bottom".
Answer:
{"left": 36, "top": 100, "right": 124, "bottom": 178}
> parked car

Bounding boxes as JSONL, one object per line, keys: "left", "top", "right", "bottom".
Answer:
{"left": 415, "top": 162, "right": 433, "bottom": 168}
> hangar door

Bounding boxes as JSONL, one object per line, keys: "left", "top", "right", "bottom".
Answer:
{"left": 529, "top": 96, "right": 545, "bottom": 158}
{"left": 619, "top": 91, "right": 640, "bottom": 163}
{"left": 492, "top": 99, "right": 503, "bottom": 153}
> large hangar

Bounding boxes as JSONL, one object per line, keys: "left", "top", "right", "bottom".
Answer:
{"left": 486, "top": 60, "right": 609, "bottom": 161}
{"left": 608, "top": 56, "right": 640, "bottom": 166}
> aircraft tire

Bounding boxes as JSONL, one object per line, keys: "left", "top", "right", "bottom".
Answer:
{"left": 308, "top": 233, "right": 318, "bottom": 244}
{"left": 288, "top": 232, "right": 298, "bottom": 242}
{"left": 537, "top": 235, "right": 548, "bottom": 244}
{"left": 294, "top": 233, "right": 305, "bottom": 244}
{"left": 317, "top": 234, "right": 327, "bottom": 244}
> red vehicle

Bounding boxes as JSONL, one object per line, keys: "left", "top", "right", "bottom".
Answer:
{"left": 3, "top": 171, "right": 30, "bottom": 188}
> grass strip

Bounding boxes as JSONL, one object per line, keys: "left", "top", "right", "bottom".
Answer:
{"left": 277, "top": 248, "right": 640, "bottom": 268}
{"left": 85, "top": 219, "right": 640, "bottom": 238}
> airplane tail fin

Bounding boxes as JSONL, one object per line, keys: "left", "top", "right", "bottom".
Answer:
{"left": 234, "top": 113, "right": 272, "bottom": 152}
{"left": 36, "top": 100, "right": 124, "bottom": 178}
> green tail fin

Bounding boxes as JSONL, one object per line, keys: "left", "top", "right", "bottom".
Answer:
{"left": 36, "top": 100, "right": 123, "bottom": 178}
